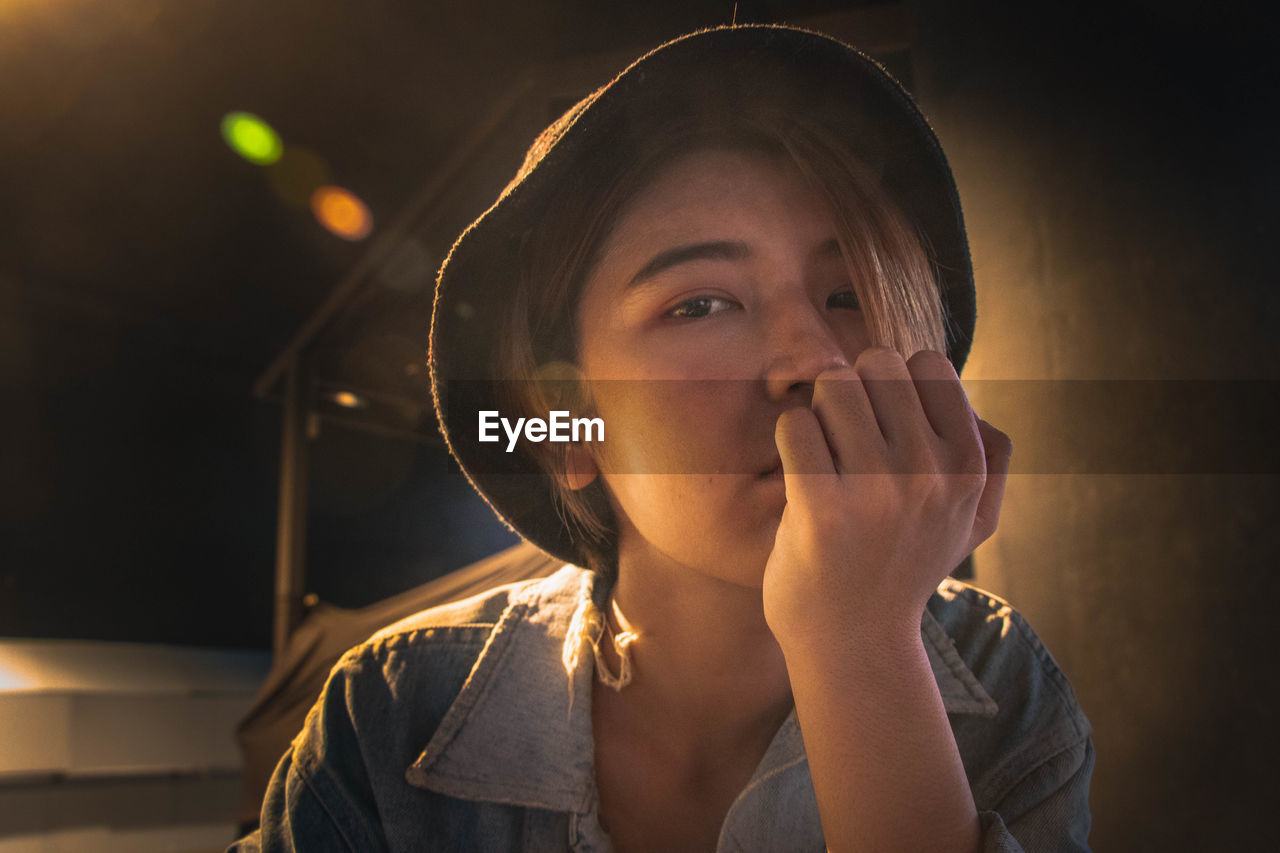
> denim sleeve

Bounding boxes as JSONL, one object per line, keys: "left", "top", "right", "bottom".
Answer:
{"left": 225, "top": 651, "right": 390, "bottom": 853}
{"left": 978, "top": 735, "right": 1096, "bottom": 853}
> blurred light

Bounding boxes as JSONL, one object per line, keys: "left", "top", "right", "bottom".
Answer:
{"left": 533, "top": 360, "right": 586, "bottom": 411}
{"left": 378, "top": 237, "right": 433, "bottom": 293}
{"left": 266, "top": 146, "right": 332, "bottom": 209}
{"left": 311, "top": 186, "right": 372, "bottom": 241}
{"left": 329, "top": 391, "right": 366, "bottom": 409}
{"left": 455, "top": 301, "right": 475, "bottom": 320}
{"left": 533, "top": 361, "right": 583, "bottom": 383}
{"left": 221, "top": 112, "right": 283, "bottom": 165}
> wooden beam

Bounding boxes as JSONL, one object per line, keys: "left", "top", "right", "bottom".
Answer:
{"left": 272, "top": 357, "right": 309, "bottom": 657}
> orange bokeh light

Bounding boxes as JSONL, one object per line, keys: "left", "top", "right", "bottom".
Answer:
{"left": 310, "top": 186, "right": 372, "bottom": 241}
{"left": 330, "top": 391, "right": 364, "bottom": 409}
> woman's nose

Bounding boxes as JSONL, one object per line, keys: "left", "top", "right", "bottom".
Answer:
{"left": 762, "top": 300, "right": 854, "bottom": 403}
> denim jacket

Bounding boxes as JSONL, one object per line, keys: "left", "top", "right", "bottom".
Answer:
{"left": 230, "top": 565, "right": 1093, "bottom": 852}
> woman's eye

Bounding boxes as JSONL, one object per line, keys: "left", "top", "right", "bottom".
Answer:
{"left": 664, "top": 295, "right": 735, "bottom": 320}
{"left": 827, "top": 289, "right": 861, "bottom": 310}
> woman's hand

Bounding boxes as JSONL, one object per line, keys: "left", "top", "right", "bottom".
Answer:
{"left": 762, "top": 346, "right": 1012, "bottom": 649}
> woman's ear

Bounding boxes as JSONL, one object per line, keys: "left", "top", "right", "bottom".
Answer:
{"left": 563, "top": 443, "right": 599, "bottom": 490}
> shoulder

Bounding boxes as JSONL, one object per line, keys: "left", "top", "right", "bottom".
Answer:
{"left": 366, "top": 576, "right": 528, "bottom": 644}
{"left": 282, "top": 570, "right": 585, "bottom": 795}
{"left": 331, "top": 571, "right": 563, "bottom": 704}
{"left": 927, "top": 578, "right": 1093, "bottom": 810}
{"left": 291, "top": 571, "right": 567, "bottom": 759}
{"left": 927, "top": 578, "right": 1088, "bottom": 738}
{"left": 291, "top": 585, "right": 514, "bottom": 767}
{"left": 322, "top": 564, "right": 593, "bottom": 718}
{"left": 247, "top": 564, "right": 596, "bottom": 848}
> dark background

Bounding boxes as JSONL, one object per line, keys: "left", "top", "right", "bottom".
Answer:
{"left": 3, "top": 1, "right": 1276, "bottom": 848}
{"left": 2, "top": 0, "right": 881, "bottom": 647}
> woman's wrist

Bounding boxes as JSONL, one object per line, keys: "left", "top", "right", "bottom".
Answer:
{"left": 771, "top": 600, "right": 926, "bottom": 671}
{"left": 780, "top": 599, "right": 980, "bottom": 853}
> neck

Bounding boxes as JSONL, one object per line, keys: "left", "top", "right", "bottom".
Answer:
{"left": 595, "top": 536, "right": 795, "bottom": 763}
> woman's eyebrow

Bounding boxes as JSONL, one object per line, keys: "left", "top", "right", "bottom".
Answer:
{"left": 623, "top": 237, "right": 842, "bottom": 294}
{"left": 626, "top": 240, "right": 751, "bottom": 290}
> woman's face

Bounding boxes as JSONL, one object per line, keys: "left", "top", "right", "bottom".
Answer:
{"left": 574, "top": 147, "right": 873, "bottom": 588}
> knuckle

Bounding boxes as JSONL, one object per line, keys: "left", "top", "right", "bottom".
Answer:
{"left": 905, "top": 466, "right": 943, "bottom": 497}
{"left": 955, "top": 470, "right": 987, "bottom": 497}
{"left": 977, "top": 418, "right": 1013, "bottom": 450}
{"left": 813, "top": 369, "right": 860, "bottom": 400}
{"left": 907, "top": 348, "right": 954, "bottom": 374}
{"left": 900, "top": 456, "right": 938, "bottom": 485}
{"left": 958, "top": 440, "right": 987, "bottom": 475}
{"left": 995, "top": 430, "right": 1014, "bottom": 455}
{"left": 973, "top": 512, "right": 1000, "bottom": 544}
{"left": 901, "top": 434, "right": 937, "bottom": 466}
{"left": 855, "top": 346, "right": 903, "bottom": 371}
{"left": 815, "top": 364, "right": 860, "bottom": 383}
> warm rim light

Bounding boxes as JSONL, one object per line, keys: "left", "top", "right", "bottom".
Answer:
{"left": 220, "top": 111, "right": 283, "bottom": 165}
{"left": 310, "top": 186, "right": 373, "bottom": 240}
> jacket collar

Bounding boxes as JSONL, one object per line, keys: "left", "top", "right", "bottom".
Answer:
{"left": 405, "top": 564, "right": 998, "bottom": 813}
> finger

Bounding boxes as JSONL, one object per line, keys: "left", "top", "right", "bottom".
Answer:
{"left": 967, "top": 417, "right": 1013, "bottom": 552}
{"left": 906, "top": 350, "right": 978, "bottom": 446}
{"left": 853, "top": 347, "right": 932, "bottom": 451}
{"left": 775, "top": 408, "right": 836, "bottom": 507}
{"left": 810, "top": 367, "right": 885, "bottom": 474}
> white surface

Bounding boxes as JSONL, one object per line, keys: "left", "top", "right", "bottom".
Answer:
{"left": 0, "top": 640, "right": 268, "bottom": 695}
{"left": 0, "top": 640, "right": 269, "bottom": 780}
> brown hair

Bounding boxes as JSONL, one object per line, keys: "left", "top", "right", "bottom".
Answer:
{"left": 493, "top": 115, "right": 948, "bottom": 579}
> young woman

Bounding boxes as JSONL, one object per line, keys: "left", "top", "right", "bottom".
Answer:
{"left": 234, "top": 24, "right": 1093, "bottom": 852}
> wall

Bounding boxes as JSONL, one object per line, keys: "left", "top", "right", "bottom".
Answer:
{"left": 909, "top": 2, "right": 1277, "bottom": 848}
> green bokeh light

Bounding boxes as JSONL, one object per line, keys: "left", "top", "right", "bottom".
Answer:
{"left": 221, "top": 111, "right": 283, "bottom": 165}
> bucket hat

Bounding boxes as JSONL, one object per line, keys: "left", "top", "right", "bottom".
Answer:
{"left": 428, "top": 23, "right": 977, "bottom": 569}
